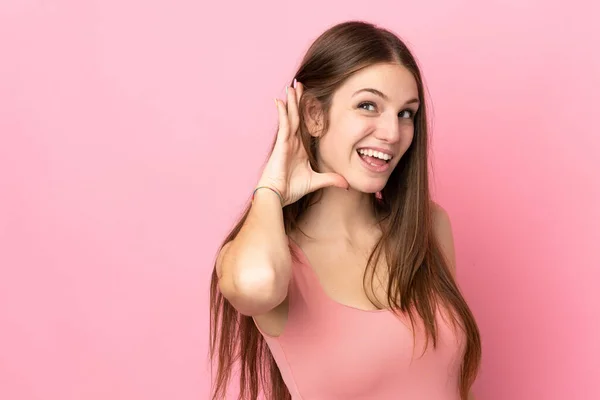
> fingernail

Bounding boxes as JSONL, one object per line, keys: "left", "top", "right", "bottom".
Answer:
{"left": 293, "top": 79, "right": 297, "bottom": 88}
{"left": 285, "top": 86, "right": 288, "bottom": 95}
{"left": 274, "top": 98, "right": 278, "bottom": 107}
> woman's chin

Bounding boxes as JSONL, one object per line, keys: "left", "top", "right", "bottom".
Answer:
{"left": 348, "top": 179, "right": 387, "bottom": 194}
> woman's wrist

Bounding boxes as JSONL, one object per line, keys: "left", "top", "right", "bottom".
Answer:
{"left": 252, "top": 185, "right": 284, "bottom": 207}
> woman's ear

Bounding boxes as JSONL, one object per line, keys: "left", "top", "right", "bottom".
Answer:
{"left": 304, "top": 98, "right": 325, "bottom": 138}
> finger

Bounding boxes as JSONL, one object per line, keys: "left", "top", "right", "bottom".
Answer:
{"left": 294, "top": 81, "right": 304, "bottom": 131}
{"left": 294, "top": 80, "right": 304, "bottom": 110}
{"left": 310, "top": 170, "right": 350, "bottom": 191}
{"left": 274, "top": 98, "right": 290, "bottom": 143}
{"left": 286, "top": 85, "right": 300, "bottom": 135}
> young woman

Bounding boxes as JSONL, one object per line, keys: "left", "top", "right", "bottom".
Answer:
{"left": 209, "top": 20, "right": 481, "bottom": 400}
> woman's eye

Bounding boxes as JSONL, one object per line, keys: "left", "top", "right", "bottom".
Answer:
{"left": 398, "top": 109, "right": 414, "bottom": 119}
{"left": 358, "top": 103, "right": 416, "bottom": 119}
{"left": 358, "top": 102, "right": 376, "bottom": 112}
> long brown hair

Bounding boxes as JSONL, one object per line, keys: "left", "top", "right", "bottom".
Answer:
{"left": 209, "top": 20, "right": 481, "bottom": 400}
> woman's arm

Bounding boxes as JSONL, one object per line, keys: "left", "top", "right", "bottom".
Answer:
{"left": 433, "top": 203, "right": 476, "bottom": 400}
{"left": 216, "top": 189, "right": 292, "bottom": 316}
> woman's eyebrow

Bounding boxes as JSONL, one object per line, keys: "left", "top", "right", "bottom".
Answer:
{"left": 352, "top": 88, "right": 419, "bottom": 105}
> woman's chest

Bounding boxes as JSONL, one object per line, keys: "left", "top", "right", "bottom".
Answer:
{"left": 302, "top": 242, "right": 390, "bottom": 311}
{"left": 275, "top": 305, "right": 464, "bottom": 400}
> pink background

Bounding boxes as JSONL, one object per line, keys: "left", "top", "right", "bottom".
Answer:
{"left": 1, "top": 1, "right": 599, "bottom": 399}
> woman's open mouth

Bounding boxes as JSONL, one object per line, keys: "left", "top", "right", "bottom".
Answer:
{"left": 356, "top": 148, "right": 393, "bottom": 173}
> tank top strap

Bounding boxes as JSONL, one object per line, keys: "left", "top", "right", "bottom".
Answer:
{"left": 286, "top": 236, "right": 324, "bottom": 308}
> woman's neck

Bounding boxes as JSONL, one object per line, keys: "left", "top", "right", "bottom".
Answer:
{"left": 295, "top": 186, "right": 381, "bottom": 243}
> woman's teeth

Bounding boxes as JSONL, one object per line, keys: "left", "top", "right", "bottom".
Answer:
{"left": 357, "top": 149, "right": 392, "bottom": 161}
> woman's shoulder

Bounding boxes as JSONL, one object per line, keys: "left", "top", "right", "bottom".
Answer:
{"left": 430, "top": 201, "right": 450, "bottom": 226}
{"left": 430, "top": 201, "right": 457, "bottom": 276}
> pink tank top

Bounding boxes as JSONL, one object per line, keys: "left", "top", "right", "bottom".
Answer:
{"left": 255, "top": 238, "right": 467, "bottom": 400}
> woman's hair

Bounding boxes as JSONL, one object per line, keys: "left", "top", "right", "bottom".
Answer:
{"left": 209, "top": 20, "right": 481, "bottom": 400}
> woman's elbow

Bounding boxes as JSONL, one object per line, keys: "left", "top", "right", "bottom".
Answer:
{"left": 221, "top": 264, "right": 289, "bottom": 316}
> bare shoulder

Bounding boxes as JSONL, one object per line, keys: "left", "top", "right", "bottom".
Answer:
{"left": 431, "top": 201, "right": 452, "bottom": 231}
{"left": 430, "top": 201, "right": 457, "bottom": 276}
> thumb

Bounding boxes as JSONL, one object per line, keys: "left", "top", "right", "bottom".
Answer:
{"left": 310, "top": 171, "right": 349, "bottom": 191}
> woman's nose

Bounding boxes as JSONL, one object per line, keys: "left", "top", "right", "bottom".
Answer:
{"left": 374, "top": 115, "right": 401, "bottom": 143}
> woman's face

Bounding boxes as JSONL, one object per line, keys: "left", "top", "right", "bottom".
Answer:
{"left": 314, "top": 62, "right": 419, "bottom": 193}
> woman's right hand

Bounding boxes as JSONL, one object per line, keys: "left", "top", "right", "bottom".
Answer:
{"left": 256, "top": 80, "right": 349, "bottom": 206}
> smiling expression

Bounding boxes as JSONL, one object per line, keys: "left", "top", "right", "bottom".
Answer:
{"left": 313, "top": 62, "right": 420, "bottom": 193}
